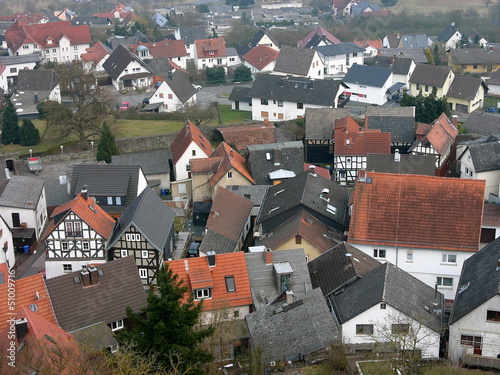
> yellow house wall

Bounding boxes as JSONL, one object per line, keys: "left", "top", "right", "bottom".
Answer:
{"left": 273, "top": 237, "right": 323, "bottom": 261}
{"left": 448, "top": 84, "right": 485, "bottom": 113}
{"left": 192, "top": 173, "right": 212, "bottom": 202}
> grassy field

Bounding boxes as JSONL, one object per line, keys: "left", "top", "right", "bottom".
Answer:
{"left": 359, "top": 361, "right": 499, "bottom": 375}
{"left": 372, "top": 0, "right": 488, "bottom": 15}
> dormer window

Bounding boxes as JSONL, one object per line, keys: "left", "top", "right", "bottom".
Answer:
{"left": 194, "top": 288, "right": 212, "bottom": 300}
{"left": 274, "top": 262, "right": 293, "bottom": 293}
{"left": 209, "top": 50, "right": 214, "bottom": 55}
{"left": 47, "top": 39, "right": 52, "bottom": 45}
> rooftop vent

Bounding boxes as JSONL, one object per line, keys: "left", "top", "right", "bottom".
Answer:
{"left": 394, "top": 149, "right": 400, "bottom": 163}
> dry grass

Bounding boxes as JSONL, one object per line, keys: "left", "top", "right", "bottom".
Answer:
{"left": 372, "top": 0, "right": 488, "bottom": 15}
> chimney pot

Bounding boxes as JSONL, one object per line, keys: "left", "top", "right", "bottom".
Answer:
{"left": 81, "top": 270, "right": 91, "bottom": 287}
{"left": 286, "top": 290, "right": 294, "bottom": 304}
{"left": 452, "top": 115, "right": 458, "bottom": 127}
{"left": 207, "top": 251, "right": 216, "bottom": 267}
{"left": 88, "top": 266, "right": 99, "bottom": 285}
{"left": 264, "top": 247, "right": 272, "bottom": 265}
{"left": 15, "top": 318, "right": 29, "bottom": 341}
{"left": 81, "top": 186, "right": 88, "bottom": 200}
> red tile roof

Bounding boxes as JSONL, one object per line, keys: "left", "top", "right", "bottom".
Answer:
{"left": 482, "top": 203, "right": 500, "bottom": 227}
{"left": 0, "top": 272, "right": 57, "bottom": 332}
{"left": 353, "top": 39, "right": 383, "bottom": 50}
{"left": 190, "top": 156, "right": 222, "bottom": 174}
{"left": 44, "top": 193, "right": 116, "bottom": 240}
{"left": 242, "top": 45, "right": 279, "bottom": 71}
{"left": 217, "top": 122, "right": 276, "bottom": 151}
{"left": 128, "top": 39, "right": 187, "bottom": 59}
{"left": 334, "top": 116, "right": 364, "bottom": 134}
{"left": 0, "top": 12, "right": 47, "bottom": 24}
{"left": 81, "top": 41, "right": 110, "bottom": 66}
{"left": 166, "top": 252, "right": 253, "bottom": 311}
{"left": 208, "top": 142, "right": 254, "bottom": 186}
{"left": 304, "top": 163, "right": 330, "bottom": 179}
{"left": 423, "top": 113, "right": 458, "bottom": 156}
{"left": 6, "top": 21, "right": 91, "bottom": 54}
{"left": 297, "top": 26, "right": 341, "bottom": 47}
{"left": 334, "top": 116, "right": 391, "bottom": 156}
{"left": 349, "top": 172, "right": 486, "bottom": 251}
{"left": 171, "top": 121, "right": 212, "bottom": 165}
{"left": 195, "top": 37, "right": 227, "bottom": 59}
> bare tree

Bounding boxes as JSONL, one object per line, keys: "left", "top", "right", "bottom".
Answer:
{"left": 176, "top": 102, "right": 218, "bottom": 127}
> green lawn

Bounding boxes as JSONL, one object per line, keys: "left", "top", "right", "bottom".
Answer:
{"left": 359, "top": 361, "right": 497, "bottom": 375}
{"left": 219, "top": 105, "right": 251, "bottom": 124}
{"left": 483, "top": 95, "right": 500, "bottom": 110}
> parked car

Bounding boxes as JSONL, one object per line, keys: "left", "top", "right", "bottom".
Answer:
{"left": 186, "top": 241, "right": 201, "bottom": 258}
{"left": 120, "top": 101, "right": 130, "bottom": 110}
{"left": 143, "top": 97, "right": 150, "bottom": 104}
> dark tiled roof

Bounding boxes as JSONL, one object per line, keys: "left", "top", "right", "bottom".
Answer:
{"left": 314, "top": 42, "right": 364, "bottom": 56}
{"left": 438, "top": 23, "right": 459, "bottom": 43}
{"left": 451, "top": 48, "right": 500, "bottom": 65}
{"left": 273, "top": 45, "right": 317, "bottom": 76}
{"left": 467, "top": 139, "right": 500, "bottom": 172}
{"left": 228, "top": 86, "right": 251, "bottom": 103}
{"left": 447, "top": 74, "right": 486, "bottom": 101}
{"left": 409, "top": 64, "right": 452, "bottom": 87}
{"left": 177, "top": 25, "right": 207, "bottom": 45}
{"left": 366, "top": 56, "right": 414, "bottom": 75}
{"left": 308, "top": 242, "right": 380, "bottom": 297}
{"left": 366, "top": 153, "right": 436, "bottom": 175}
{"left": 250, "top": 27, "right": 279, "bottom": 48}
{"left": 144, "top": 57, "right": 174, "bottom": 77}
{"left": 449, "top": 237, "right": 500, "bottom": 324}
{"left": 365, "top": 106, "right": 415, "bottom": 143}
{"left": 249, "top": 74, "right": 347, "bottom": 107}
{"left": 305, "top": 108, "right": 350, "bottom": 139}
{"left": 330, "top": 262, "right": 443, "bottom": 332}
{"left": 245, "top": 288, "right": 340, "bottom": 361}
{"left": 162, "top": 69, "right": 197, "bottom": 103}
{"left": 482, "top": 203, "right": 500, "bottom": 227}
{"left": 378, "top": 48, "right": 428, "bottom": 64}
{"left": 102, "top": 43, "right": 134, "bottom": 80}
{"left": 247, "top": 141, "right": 304, "bottom": 185}
{"left": 16, "top": 69, "right": 58, "bottom": 91}
{"left": 45, "top": 256, "right": 147, "bottom": 332}
{"left": 106, "top": 187, "right": 176, "bottom": 254}
{"left": 462, "top": 111, "right": 500, "bottom": 136}
{"left": 112, "top": 149, "right": 170, "bottom": 175}
{"left": 487, "top": 68, "right": 500, "bottom": 85}
{"left": 343, "top": 64, "right": 392, "bottom": 88}
{"left": 0, "top": 176, "right": 44, "bottom": 209}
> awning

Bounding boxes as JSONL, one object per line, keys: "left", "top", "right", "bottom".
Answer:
{"left": 386, "top": 82, "right": 405, "bottom": 95}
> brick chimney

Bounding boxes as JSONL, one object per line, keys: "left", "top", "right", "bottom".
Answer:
{"left": 264, "top": 248, "right": 272, "bottom": 265}
{"left": 273, "top": 147, "right": 281, "bottom": 166}
{"left": 207, "top": 251, "right": 216, "bottom": 267}
{"left": 88, "top": 266, "right": 99, "bottom": 285}
{"left": 81, "top": 270, "right": 91, "bottom": 287}
{"left": 452, "top": 115, "right": 458, "bottom": 128}
{"left": 81, "top": 185, "right": 88, "bottom": 200}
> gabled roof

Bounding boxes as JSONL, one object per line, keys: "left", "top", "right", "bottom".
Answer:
{"left": 106, "top": 187, "right": 176, "bottom": 253}
{"left": 449, "top": 237, "right": 500, "bottom": 324}
{"left": 257, "top": 170, "right": 351, "bottom": 232}
{"left": 166, "top": 252, "right": 252, "bottom": 311}
{"left": 245, "top": 288, "right": 340, "bottom": 360}
{"left": 487, "top": 67, "right": 500, "bottom": 85}
{"left": 44, "top": 193, "right": 115, "bottom": 240}
{"left": 378, "top": 48, "right": 428, "bottom": 64}
{"left": 353, "top": 39, "right": 383, "bottom": 50}
{"left": 314, "top": 42, "right": 364, "bottom": 57}
{"left": 308, "top": 242, "right": 381, "bottom": 297}
{"left": 128, "top": 39, "right": 187, "bottom": 58}
{"left": 102, "top": 43, "right": 152, "bottom": 80}
{"left": 451, "top": 48, "right": 500, "bottom": 65}
{"left": 398, "top": 33, "right": 430, "bottom": 49}
{"left": 330, "top": 262, "right": 443, "bottom": 332}
{"left": 0, "top": 12, "right": 48, "bottom": 24}
{"left": 242, "top": 45, "right": 279, "bottom": 71}
{"left": 195, "top": 37, "right": 227, "bottom": 58}
{"left": 334, "top": 117, "right": 391, "bottom": 156}
{"left": 71, "top": 15, "right": 113, "bottom": 26}
{"left": 81, "top": 41, "right": 111, "bottom": 66}
{"left": 177, "top": 25, "right": 207, "bottom": 45}
{"left": 204, "top": 142, "right": 254, "bottom": 186}
{"left": 170, "top": 121, "right": 212, "bottom": 165}
{"left": 349, "top": 172, "right": 485, "bottom": 251}
{"left": 367, "top": 55, "right": 415, "bottom": 75}
{"left": 199, "top": 187, "right": 253, "bottom": 254}
{"left": 365, "top": 106, "right": 416, "bottom": 144}
{"left": 0, "top": 175, "right": 44, "bottom": 209}
{"left": 16, "top": 68, "right": 59, "bottom": 91}
{"left": 247, "top": 141, "right": 304, "bottom": 185}
{"left": 409, "top": 64, "right": 452, "bottom": 87}
{"left": 297, "top": 26, "right": 340, "bottom": 48}
{"left": 0, "top": 272, "right": 57, "bottom": 332}
{"left": 257, "top": 211, "right": 341, "bottom": 252}
{"left": 112, "top": 149, "right": 170, "bottom": 175}
{"left": 447, "top": 74, "right": 487, "bottom": 101}
{"left": 462, "top": 111, "right": 500, "bottom": 136}
{"left": 250, "top": 27, "right": 279, "bottom": 48}
{"left": 366, "top": 153, "right": 436, "bottom": 175}
{"left": 437, "top": 23, "right": 460, "bottom": 43}
{"left": 158, "top": 69, "right": 197, "bottom": 104}
{"left": 45, "top": 256, "right": 147, "bottom": 332}
{"left": 465, "top": 138, "right": 500, "bottom": 172}
{"left": 274, "top": 46, "right": 317, "bottom": 76}
{"left": 343, "top": 64, "right": 392, "bottom": 88}
{"left": 305, "top": 107, "right": 351, "bottom": 139}
{"left": 409, "top": 113, "right": 458, "bottom": 156}
{"left": 249, "top": 73, "right": 348, "bottom": 107}
{"left": 228, "top": 86, "right": 251, "bottom": 103}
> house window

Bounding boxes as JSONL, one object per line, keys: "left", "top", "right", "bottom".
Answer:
{"left": 23, "top": 45, "right": 30, "bottom": 50}
{"left": 192, "top": 150, "right": 196, "bottom": 156}
{"left": 406, "top": 252, "right": 413, "bottom": 262}
{"left": 62, "top": 242, "right": 68, "bottom": 251}
{"left": 82, "top": 242, "right": 89, "bottom": 251}
{"left": 356, "top": 324, "right": 373, "bottom": 335}
{"left": 353, "top": 52, "right": 358, "bottom": 57}
{"left": 227, "top": 171, "right": 233, "bottom": 179}
{"left": 374, "top": 249, "right": 386, "bottom": 259}
{"left": 115, "top": 196, "right": 122, "bottom": 206}
{"left": 234, "top": 310, "right": 240, "bottom": 318}
{"left": 380, "top": 303, "right": 386, "bottom": 309}
{"left": 121, "top": 250, "right": 128, "bottom": 257}
{"left": 168, "top": 94, "right": 173, "bottom": 99}
{"left": 141, "top": 250, "right": 148, "bottom": 259}
{"left": 425, "top": 85, "right": 429, "bottom": 92}
{"left": 280, "top": 274, "right": 290, "bottom": 292}
{"left": 278, "top": 100, "right": 283, "bottom": 107}
{"left": 416, "top": 84, "right": 421, "bottom": 90}
{"left": 473, "top": 64, "right": 478, "bottom": 69}
{"left": 392, "top": 324, "right": 409, "bottom": 334}
{"left": 436, "top": 277, "right": 453, "bottom": 288}
{"left": 74, "top": 46, "right": 78, "bottom": 51}
{"left": 107, "top": 197, "right": 113, "bottom": 205}
{"left": 109, "top": 319, "right": 124, "bottom": 332}
{"left": 261, "top": 99, "right": 268, "bottom": 105}
{"left": 186, "top": 164, "right": 191, "bottom": 171}
{"left": 139, "top": 268, "right": 148, "bottom": 279}
{"left": 295, "top": 235, "right": 302, "bottom": 244}
{"left": 125, "top": 233, "right": 140, "bottom": 242}
{"left": 74, "top": 222, "right": 82, "bottom": 235}
{"left": 442, "top": 254, "right": 457, "bottom": 264}
{"left": 52, "top": 48, "right": 57, "bottom": 53}
{"left": 63, "top": 264, "right": 72, "bottom": 273}
{"left": 179, "top": 184, "right": 187, "bottom": 194}
{"left": 217, "top": 59, "right": 222, "bottom": 65}
{"left": 297, "top": 103, "right": 304, "bottom": 109}
{"left": 278, "top": 113, "right": 284, "bottom": 120}
{"left": 225, "top": 275, "right": 235, "bottom": 292}
{"left": 194, "top": 288, "right": 212, "bottom": 300}
{"left": 9, "top": 68, "right": 16, "bottom": 73}
{"left": 209, "top": 50, "right": 214, "bottom": 55}
{"left": 159, "top": 93, "right": 164, "bottom": 98}
{"left": 460, "top": 335, "right": 482, "bottom": 355}
{"left": 261, "top": 111, "right": 269, "bottom": 118}
{"left": 486, "top": 310, "right": 500, "bottom": 321}
{"left": 326, "top": 204, "right": 337, "bottom": 215}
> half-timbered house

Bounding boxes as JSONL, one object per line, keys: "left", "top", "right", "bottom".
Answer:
{"left": 43, "top": 189, "right": 116, "bottom": 279}
{"left": 106, "top": 187, "right": 176, "bottom": 287}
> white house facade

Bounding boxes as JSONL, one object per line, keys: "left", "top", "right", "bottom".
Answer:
{"left": 149, "top": 80, "right": 197, "bottom": 113}
{"left": 0, "top": 217, "right": 14, "bottom": 270}
{"left": 251, "top": 98, "right": 329, "bottom": 122}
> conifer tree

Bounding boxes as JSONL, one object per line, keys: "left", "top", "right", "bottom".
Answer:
{"left": 1, "top": 100, "right": 20, "bottom": 145}
{"left": 96, "top": 123, "right": 119, "bottom": 163}
{"left": 19, "top": 118, "right": 40, "bottom": 146}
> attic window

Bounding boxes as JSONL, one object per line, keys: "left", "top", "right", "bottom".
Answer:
{"left": 458, "top": 282, "right": 470, "bottom": 293}
{"left": 209, "top": 50, "right": 214, "bottom": 55}
{"left": 225, "top": 276, "right": 235, "bottom": 292}
{"left": 274, "top": 189, "right": 284, "bottom": 196}
{"left": 326, "top": 204, "right": 337, "bottom": 215}
{"left": 346, "top": 138, "right": 350, "bottom": 145}
{"left": 266, "top": 152, "right": 271, "bottom": 160}
{"left": 29, "top": 303, "right": 38, "bottom": 312}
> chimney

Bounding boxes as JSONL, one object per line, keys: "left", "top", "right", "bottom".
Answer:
{"left": 264, "top": 247, "right": 273, "bottom": 265}
{"left": 207, "top": 251, "right": 216, "bottom": 267}
{"left": 263, "top": 118, "right": 269, "bottom": 125}
{"left": 452, "top": 115, "right": 458, "bottom": 127}
{"left": 309, "top": 165, "right": 316, "bottom": 175}
{"left": 15, "top": 318, "right": 29, "bottom": 341}
{"left": 81, "top": 270, "right": 91, "bottom": 287}
{"left": 88, "top": 266, "right": 99, "bottom": 285}
{"left": 81, "top": 185, "right": 88, "bottom": 200}
{"left": 273, "top": 147, "right": 281, "bottom": 166}
{"left": 229, "top": 149, "right": 234, "bottom": 159}
{"left": 286, "top": 290, "right": 294, "bottom": 304}
{"left": 321, "top": 188, "right": 330, "bottom": 200}
{"left": 394, "top": 149, "right": 401, "bottom": 162}
{"left": 33, "top": 93, "right": 38, "bottom": 104}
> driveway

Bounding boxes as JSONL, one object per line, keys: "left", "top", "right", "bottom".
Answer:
{"left": 196, "top": 82, "right": 252, "bottom": 105}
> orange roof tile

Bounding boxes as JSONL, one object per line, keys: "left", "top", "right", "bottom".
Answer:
{"left": 0, "top": 272, "right": 57, "bottom": 332}
{"left": 208, "top": 142, "right": 254, "bottom": 186}
{"left": 166, "top": 252, "right": 253, "bottom": 311}
{"left": 44, "top": 193, "right": 116, "bottom": 240}
{"left": 304, "top": 163, "right": 330, "bottom": 179}
{"left": 217, "top": 122, "right": 276, "bottom": 151}
{"left": 195, "top": 38, "right": 227, "bottom": 59}
{"left": 334, "top": 116, "right": 365, "bottom": 134}
{"left": 242, "top": 45, "right": 279, "bottom": 71}
{"left": 81, "top": 41, "right": 110, "bottom": 66}
{"left": 129, "top": 39, "right": 187, "bottom": 58}
{"left": 353, "top": 39, "right": 383, "bottom": 50}
{"left": 334, "top": 117, "right": 391, "bottom": 156}
{"left": 171, "top": 121, "right": 212, "bottom": 165}
{"left": 190, "top": 156, "right": 222, "bottom": 174}
{"left": 424, "top": 113, "right": 458, "bottom": 156}
{"left": 349, "top": 172, "right": 486, "bottom": 251}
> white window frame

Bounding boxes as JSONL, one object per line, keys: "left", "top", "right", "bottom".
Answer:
{"left": 227, "top": 171, "right": 233, "bottom": 179}
{"left": 436, "top": 276, "right": 453, "bottom": 288}
{"left": 374, "top": 249, "right": 386, "bottom": 259}
{"left": 121, "top": 249, "right": 128, "bottom": 258}
{"left": 442, "top": 253, "right": 457, "bottom": 264}
{"left": 194, "top": 288, "right": 212, "bottom": 300}
{"left": 63, "top": 264, "right": 72, "bottom": 273}
{"left": 82, "top": 242, "right": 90, "bottom": 251}
{"left": 141, "top": 250, "right": 149, "bottom": 259}
{"left": 110, "top": 319, "right": 124, "bottom": 332}
{"left": 62, "top": 242, "right": 69, "bottom": 251}
{"left": 139, "top": 268, "right": 148, "bottom": 279}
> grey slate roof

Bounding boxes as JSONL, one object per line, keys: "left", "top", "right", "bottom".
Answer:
{"left": 438, "top": 23, "right": 459, "bottom": 43}
{"left": 366, "top": 153, "right": 436, "bottom": 175}
{"left": 399, "top": 33, "right": 430, "bottom": 49}
{"left": 106, "top": 187, "right": 176, "bottom": 254}
{"left": 249, "top": 74, "right": 348, "bottom": 107}
{"left": 103, "top": 44, "right": 151, "bottom": 80}
{"left": 366, "top": 56, "right": 414, "bottom": 75}
{"left": 45, "top": 256, "right": 147, "bottom": 332}
{"left": 308, "top": 242, "right": 381, "bottom": 297}
{"left": 107, "top": 31, "right": 150, "bottom": 50}
{"left": 256, "top": 170, "right": 351, "bottom": 233}
{"left": 466, "top": 138, "right": 500, "bottom": 172}
{"left": 305, "top": 107, "right": 350, "bottom": 139}
{"left": 177, "top": 26, "right": 207, "bottom": 45}
{"left": 463, "top": 111, "right": 500, "bottom": 136}
{"left": 247, "top": 141, "right": 304, "bottom": 185}
{"left": 365, "top": 106, "right": 416, "bottom": 143}
{"left": 330, "top": 262, "right": 443, "bottom": 332}
{"left": 409, "top": 64, "right": 452, "bottom": 87}
{"left": 449, "top": 237, "right": 500, "bottom": 324}
{"left": 343, "top": 64, "right": 392, "bottom": 88}
{"left": 111, "top": 149, "right": 170, "bottom": 175}
{"left": 71, "top": 16, "right": 112, "bottom": 26}
{"left": 228, "top": 86, "right": 251, "bottom": 103}
{"left": 378, "top": 48, "right": 428, "bottom": 64}
{"left": 162, "top": 69, "right": 197, "bottom": 103}
{"left": 71, "top": 322, "right": 118, "bottom": 352}
{"left": 451, "top": 48, "right": 500, "bottom": 65}
{"left": 447, "top": 74, "right": 487, "bottom": 101}
{"left": 273, "top": 45, "right": 316, "bottom": 76}
{"left": 44, "top": 177, "right": 71, "bottom": 208}
{"left": 0, "top": 176, "right": 44, "bottom": 209}
{"left": 144, "top": 57, "right": 174, "bottom": 77}
{"left": 16, "top": 68, "right": 58, "bottom": 92}
{"left": 314, "top": 42, "right": 365, "bottom": 57}
{"left": 199, "top": 230, "right": 237, "bottom": 254}
{"left": 227, "top": 184, "right": 270, "bottom": 217}
{"left": 245, "top": 288, "right": 340, "bottom": 361}
{"left": 0, "top": 54, "right": 41, "bottom": 65}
